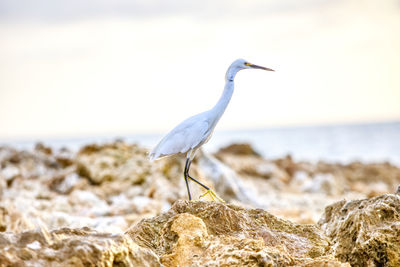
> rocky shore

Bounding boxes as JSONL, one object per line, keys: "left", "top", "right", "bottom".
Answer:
{"left": 0, "top": 141, "right": 399, "bottom": 266}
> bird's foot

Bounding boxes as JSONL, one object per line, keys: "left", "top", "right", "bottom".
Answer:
{"left": 199, "top": 189, "right": 225, "bottom": 202}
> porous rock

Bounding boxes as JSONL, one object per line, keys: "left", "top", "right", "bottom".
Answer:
{"left": 76, "top": 141, "right": 151, "bottom": 184}
{"left": 217, "top": 143, "right": 261, "bottom": 157}
{"left": 318, "top": 193, "right": 400, "bottom": 267}
{"left": 198, "top": 152, "right": 261, "bottom": 205}
{"left": 0, "top": 227, "right": 160, "bottom": 266}
{"left": 127, "top": 200, "right": 346, "bottom": 266}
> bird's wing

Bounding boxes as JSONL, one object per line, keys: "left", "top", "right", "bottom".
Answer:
{"left": 149, "top": 114, "right": 210, "bottom": 161}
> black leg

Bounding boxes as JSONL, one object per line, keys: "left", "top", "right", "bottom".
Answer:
{"left": 184, "top": 158, "right": 192, "bottom": 200}
{"left": 186, "top": 159, "right": 210, "bottom": 190}
{"left": 184, "top": 156, "right": 224, "bottom": 202}
{"left": 188, "top": 174, "right": 210, "bottom": 190}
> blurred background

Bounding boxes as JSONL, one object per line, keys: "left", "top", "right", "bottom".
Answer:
{"left": 1, "top": 0, "right": 399, "bottom": 164}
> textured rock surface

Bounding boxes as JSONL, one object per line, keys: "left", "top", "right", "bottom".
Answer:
{"left": 127, "top": 200, "right": 347, "bottom": 266}
{"left": 0, "top": 227, "right": 160, "bottom": 266}
{"left": 0, "top": 141, "right": 399, "bottom": 266}
{"left": 318, "top": 193, "right": 400, "bottom": 267}
{"left": 0, "top": 142, "right": 178, "bottom": 233}
{"left": 198, "top": 151, "right": 261, "bottom": 205}
{"left": 215, "top": 148, "right": 400, "bottom": 224}
{"left": 217, "top": 143, "right": 261, "bottom": 157}
{"left": 76, "top": 142, "right": 151, "bottom": 184}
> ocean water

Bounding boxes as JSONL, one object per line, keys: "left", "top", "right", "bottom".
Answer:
{"left": 2, "top": 121, "right": 400, "bottom": 166}
{"left": 209, "top": 121, "right": 400, "bottom": 165}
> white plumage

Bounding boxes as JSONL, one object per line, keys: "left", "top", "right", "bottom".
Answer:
{"left": 149, "top": 59, "right": 274, "bottom": 200}
{"left": 149, "top": 112, "right": 211, "bottom": 160}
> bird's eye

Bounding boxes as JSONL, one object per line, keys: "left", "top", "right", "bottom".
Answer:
{"left": 244, "top": 62, "right": 251, "bottom": 66}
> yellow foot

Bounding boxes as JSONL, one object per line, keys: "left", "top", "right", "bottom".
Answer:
{"left": 199, "top": 189, "right": 225, "bottom": 202}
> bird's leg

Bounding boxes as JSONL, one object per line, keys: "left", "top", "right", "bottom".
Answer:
{"left": 186, "top": 159, "right": 224, "bottom": 202}
{"left": 184, "top": 158, "right": 192, "bottom": 201}
{"left": 200, "top": 189, "right": 225, "bottom": 202}
{"left": 186, "top": 159, "right": 210, "bottom": 190}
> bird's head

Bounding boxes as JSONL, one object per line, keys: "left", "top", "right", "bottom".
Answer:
{"left": 233, "top": 58, "right": 274, "bottom": 71}
{"left": 226, "top": 59, "right": 274, "bottom": 82}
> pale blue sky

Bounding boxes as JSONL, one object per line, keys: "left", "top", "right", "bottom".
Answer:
{"left": 0, "top": 0, "right": 399, "bottom": 139}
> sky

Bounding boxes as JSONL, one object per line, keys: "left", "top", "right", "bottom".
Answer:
{"left": 0, "top": 0, "right": 399, "bottom": 139}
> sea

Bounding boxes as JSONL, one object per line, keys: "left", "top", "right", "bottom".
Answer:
{"left": 1, "top": 121, "right": 400, "bottom": 166}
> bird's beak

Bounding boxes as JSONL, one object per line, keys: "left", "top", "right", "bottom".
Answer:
{"left": 249, "top": 64, "right": 274, "bottom": 71}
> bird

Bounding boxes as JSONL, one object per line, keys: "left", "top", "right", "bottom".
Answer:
{"left": 149, "top": 59, "right": 274, "bottom": 201}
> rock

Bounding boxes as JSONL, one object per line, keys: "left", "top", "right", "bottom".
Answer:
{"left": 299, "top": 255, "right": 350, "bottom": 266}
{"left": 1, "top": 165, "right": 20, "bottom": 182}
{"left": 54, "top": 147, "right": 75, "bottom": 168}
{"left": 366, "top": 181, "right": 390, "bottom": 198}
{"left": 0, "top": 141, "right": 182, "bottom": 234}
{"left": 34, "top": 143, "right": 53, "bottom": 155}
{"left": 0, "top": 173, "right": 5, "bottom": 199}
{"left": 318, "top": 193, "right": 400, "bottom": 266}
{"left": 301, "top": 173, "right": 343, "bottom": 196}
{"left": 273, "top": 154, "right": 299, "bottom": 177}
{"left": 1, "top": 141, "right": 400, "bottom": 266}
{"left": 198, "top": 151, "right": 261, "bottom": 205}
{"left": 0, "top": 206, "right": 7, "bottom": 232}
{"left": 217, "top": 153, "right": 289, "bottom": 183}
{"left": 396, "top": 185, "right": 400, "bottom": 195}
{"left": 316, "top": 161, "right": 400, "bottom": 196}
{"left": 48, "top": 171, "right": 86, "bottom": 194}
{"left": 216, "top": 145, "right": 290, "bottom": 183}
{"left": 0, "top": 227, "right": 160, "bottom": 266}
{"left": 76, "top": 141, "right": 151, "bottom": 185}
{"left": 216, "top": 143, "right": 261, "bottom": 157}
{"left": 127, "top": 200, "right": 345, "bottom": 266}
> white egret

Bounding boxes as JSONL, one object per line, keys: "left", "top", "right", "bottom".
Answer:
{"left": 149, "top": 59, "right": 274, "bottom": 201}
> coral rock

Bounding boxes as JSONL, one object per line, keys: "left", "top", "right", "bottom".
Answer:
{"left": 127, "top": 200, "right": 345, "bottom": 266}
{"left": 217, "top": 143, "right": 261, "bottom": 157}
{"left": 76, "top": 142, "right": 151, "bottom": 184}
{"left": 318, "top": 193, "right": 400, "bottom": 267}
{"left": 0, "top": 227, "right": 160, "bottom": 266}
{"left": 198, "top": 152, "right": 260, "bottom": 205}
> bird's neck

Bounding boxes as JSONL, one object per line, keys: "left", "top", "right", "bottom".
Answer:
{"left": 210, "top": 65, "right": 241, "bottom": 124}
{"left": 211, "top": 79, "right": 235, "bottom": 121}
{"left": 225, "top": 65, "right": 241, "bottom": 82}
